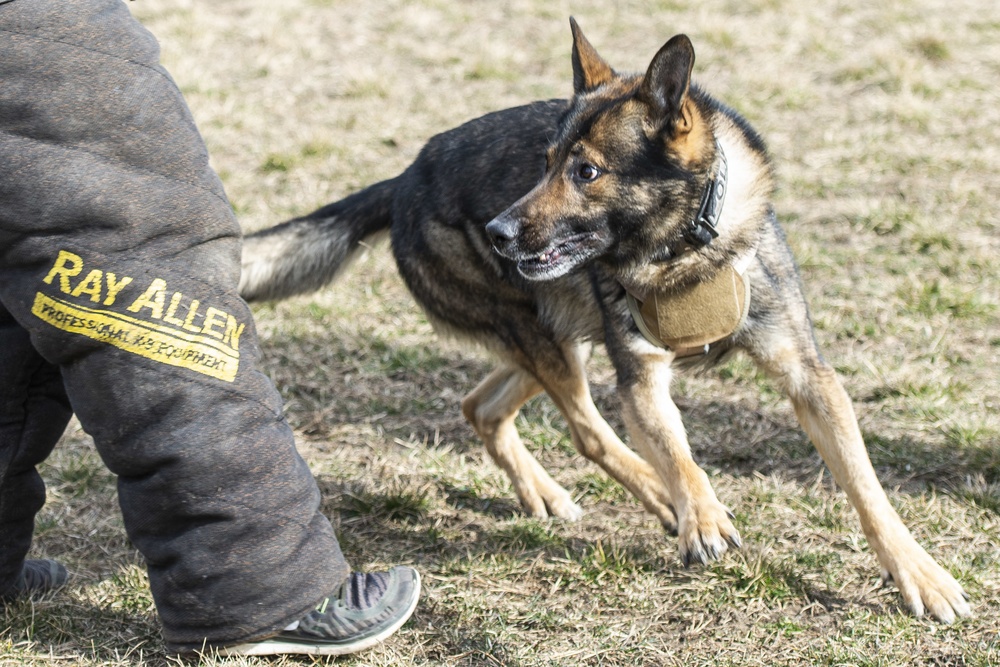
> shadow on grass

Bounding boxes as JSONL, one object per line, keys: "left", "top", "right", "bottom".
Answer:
{"left": 439, "top": 482, "right": 524, "bottom": 520}
{"left": 3, "top": 594, "right": 516, "bottom": 667}
{"left": 267, "top": 330, "right": 999, "bottom": 511}
{"left": 672, "top": 400, "right": 1000, "bottom": 517}
{"left": 260, "top": 328, "right": 489, "bottom": 450}
{"left": 1, "top": 592, "right": 163, "bottom": 665}
{"left": 313, "top": 475, "right": 860, "bottom": 618}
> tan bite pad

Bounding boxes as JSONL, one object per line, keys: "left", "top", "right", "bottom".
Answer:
{"left": 634, "top": 265, "right": 750, "bottom": 350}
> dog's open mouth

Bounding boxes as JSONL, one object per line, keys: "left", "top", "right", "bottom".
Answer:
{"left": 515, "top": 233, "right": 602, "bottom": 281}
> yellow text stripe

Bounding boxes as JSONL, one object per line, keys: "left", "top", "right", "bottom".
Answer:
{"left": 32, "top": 292, "right": 239, "bottom": 382}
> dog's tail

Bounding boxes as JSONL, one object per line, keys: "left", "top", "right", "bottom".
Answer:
{"left": 238, "top": 177, "right": 397, "bottom": 302}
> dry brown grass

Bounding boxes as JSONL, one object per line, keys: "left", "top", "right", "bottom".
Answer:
{"left": 3, "top": 0, "right": 999, "bottom": 665}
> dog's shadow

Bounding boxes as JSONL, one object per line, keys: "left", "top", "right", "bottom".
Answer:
{"left": 312, "top": 473, "right": 878, "bottom": 637}
{"left": 676, "top": 395, "right": 1000, "bottom": 499}
{"left": 269, "top": 327, "right": 1000, "bottom": 503}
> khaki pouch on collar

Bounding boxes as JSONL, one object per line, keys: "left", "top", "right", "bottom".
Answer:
{"left": 626, "top": 265, "right": 750, "bottom": 354}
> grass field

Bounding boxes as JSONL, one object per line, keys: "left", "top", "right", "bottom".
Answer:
{"left": 3, "top": 0, "right": 999, "bottom": 665}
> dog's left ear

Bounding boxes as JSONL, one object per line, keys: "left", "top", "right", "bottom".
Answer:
{"left": 639, "top": 34, "right": 696, "bottom": 137}
{"left": 570, "top": 17, "right": 614, "bottom": 94}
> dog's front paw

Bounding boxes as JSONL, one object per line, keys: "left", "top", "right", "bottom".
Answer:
{"left": 880, "top": 540, "right": 971, "bottom": 623}
{"left": 677, "top": 498, "right": 741, "bottom": 566}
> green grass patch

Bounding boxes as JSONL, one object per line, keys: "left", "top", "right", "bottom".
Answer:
{"left": 53, "top": 457, "right": 113, "bottom": 498}
{"left": 365, "top": 335, "right": 451, "bottom": 374}
{"left": 491, "top": 520, "right": 566, "bottom": 551}
{"left": 910, "top": 36, "right": 950, "bottom": 62}
{"left": 572, "top": 539, "right": 658, "bottom": 585}
{"left": 574, "top": 471, "right": 630, "bottom": 503}
{"left": 338, "top": 484, "right": 432, "bottom": 524}
{"left": 961, "top": 486, "right": 1000, "bottom": 516}
{"left": 259, "top": 152, "right": 293, "bottom": 173}
{"left": 515, "top": 401, "right": 576, "bottom": 457}
{"left": 899, "top": 278, "right": 995, "bottom": 319}
{"left": 712, "top": 551, "right": 812, "bottom": 602}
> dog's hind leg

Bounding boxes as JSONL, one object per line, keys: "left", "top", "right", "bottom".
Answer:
{"left": 534, "top": 342, "right": 679, "bottom": 533}
{"left": 462, "top": 365, "right": 583, "bottom": 520}
{"left": 749, "top": 335, "right": 971, "bottom": 623}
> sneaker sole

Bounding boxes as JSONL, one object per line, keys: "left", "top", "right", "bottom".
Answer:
{"left": 218, "top": 570, "right": 421, "bottom": 657}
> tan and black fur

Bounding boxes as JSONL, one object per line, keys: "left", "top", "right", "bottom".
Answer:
{"left": 239, "top": 20, "right": 970, "bottom": 622}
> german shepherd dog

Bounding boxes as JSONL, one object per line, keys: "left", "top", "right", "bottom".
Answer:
{"left": 239, "top": 20, "right": 970, "bottom": 622}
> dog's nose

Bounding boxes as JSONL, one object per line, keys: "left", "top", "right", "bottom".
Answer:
{"left": 485, "top": 213, "right": 521, "bottom": 246}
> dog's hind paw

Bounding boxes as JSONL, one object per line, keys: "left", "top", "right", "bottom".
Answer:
{"left": 543, "top": 490, "right": 584, "bottom": 521}
{"left": 552, "top": 499, "right": 585, "bottom": 522}
{"left": 677, "top": 500, "right": 741, "bottom": 567}
{"left": 519, "top": 486, "right": 584, "bottom": 522}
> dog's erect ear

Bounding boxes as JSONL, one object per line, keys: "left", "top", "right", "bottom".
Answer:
{"left": 639, "top": 34, "right": 696, "bottom": 136}
{"left": 570, "top": 17, "right": 614, "bottom": 94}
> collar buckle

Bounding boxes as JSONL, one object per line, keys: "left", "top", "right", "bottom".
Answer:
{"left": 682, "top": 141, "right": 729, "bottom": 248}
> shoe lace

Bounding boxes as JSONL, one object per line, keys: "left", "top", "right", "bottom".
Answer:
{"left": 317, "top": 571, "right": 391, "bottom": 616}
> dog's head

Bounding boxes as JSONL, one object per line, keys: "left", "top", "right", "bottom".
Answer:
{"left": 486, "top": 19, "right": 717, "bottom": 281}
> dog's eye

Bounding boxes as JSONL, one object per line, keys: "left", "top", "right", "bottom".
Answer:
{"left": 575, "top": 163, "right": 601, "bottom": 182}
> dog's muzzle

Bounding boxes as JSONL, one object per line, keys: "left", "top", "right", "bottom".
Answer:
{"left": 485, "top": 214, "right": 521, "bottom": 256}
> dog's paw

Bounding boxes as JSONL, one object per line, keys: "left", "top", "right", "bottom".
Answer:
{"left": 677, "top": 500, "right": 741, "bottom": 567}
{"left": 518, "top": 484, "right": 583, "bottom": 522}
{"left": 880, "top": 543, "right": 971, "bottom": 623}
{"left": 651, "top": 488, "right": 678, "bottom": 535}
{"left": 660, "top": 507, "right": 679, "bottom": 537}
{"left": 549, "top": 497, "right": 585, "bottom": 522}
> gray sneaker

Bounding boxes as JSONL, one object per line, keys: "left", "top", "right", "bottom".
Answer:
{"left": 0, "top": 559, "right": 69, "bottom": 601}
{"left": 221, "top": 566, "right": 421, "bottom": 656}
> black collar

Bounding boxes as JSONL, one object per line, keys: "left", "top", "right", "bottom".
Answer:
{"left": 681, "top": 141, "right": 729, "bottom": 248}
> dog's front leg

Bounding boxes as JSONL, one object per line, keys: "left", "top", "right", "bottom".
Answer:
{"left": 616, "top": 344, "right": 741, "bottom": 565}
{"left": 754, "top": 339, "right": 971, "bottom": 623}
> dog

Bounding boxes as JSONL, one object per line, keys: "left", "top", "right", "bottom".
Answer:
{"left": 239, "top": 19, "right": 970, "bottom": 623}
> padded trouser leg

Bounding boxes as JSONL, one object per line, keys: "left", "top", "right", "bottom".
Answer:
{"left": 0, "top": 0, "right": 349, "bottom": 649}
{"left": 0, "top": 305, "right": 72, "bottom": 595}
